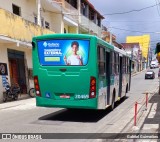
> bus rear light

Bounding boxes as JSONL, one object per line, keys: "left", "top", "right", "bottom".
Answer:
{"left": 34, "top": 77, "right": 38, "bottom": 84}
{"left": 91, "top": 92, "right": 95, "bottom": 96}
{"left": 35, "top": 85, "right": 39, "bottom": 90}
{"left": 36, "top": 91, "right": 40, "bottom": 95}
{"left": 91, "top": 79, "right": 96, "bottom": 85}
{"left": 34, "top": 76, "right": 41, "bottom": 97}
{"left": 91, "top": 86, "right": 95, "bottom": 91}
{"left": 89, "top": 77, "right": 96, "bottom": 98}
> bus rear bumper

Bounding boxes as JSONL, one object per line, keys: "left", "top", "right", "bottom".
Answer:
{"left": 36, "top": 97, "right": 97, "bottom": 109}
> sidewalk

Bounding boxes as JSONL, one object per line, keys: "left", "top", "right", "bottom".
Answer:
{"left": 130, "top": 91, "right": 160, "bottom": 139}
{"left": 0, "top": 95, "right": 35, "bottom": 110}
{"left": 131, "top": 69, "right": 147, "bottom": 77}
{"left": 0, "top": 94, "right": 32, "bottom": 109}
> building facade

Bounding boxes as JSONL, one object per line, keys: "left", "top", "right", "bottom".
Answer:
{"left": 126, "top": 35, "right": 150, "bottom": 67}
{"left": 58, "top": 0, "right": 104, "bottom": 36}
{"left": 122, "top": 43, "right": 143, "bottom": 73}
{"left": 0, "top": 0, "right": 104, "bottom": 102}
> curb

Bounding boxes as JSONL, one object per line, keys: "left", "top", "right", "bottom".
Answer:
{"left": 120, "top": 86, "right": 159, "bottom": 133}
{"left": 132, "top": 69, "right": 147, "bottom": 77}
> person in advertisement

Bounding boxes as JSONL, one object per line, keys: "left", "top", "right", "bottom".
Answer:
{"left": 64, "top": 41, "right": 83, "bottom": 65}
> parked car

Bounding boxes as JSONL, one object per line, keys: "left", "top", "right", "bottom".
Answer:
{"left": 145, "top": 70, "right": 155, "bottom": 79}
{"left": 150, "top": 60, "right": 158, "bottom": 69}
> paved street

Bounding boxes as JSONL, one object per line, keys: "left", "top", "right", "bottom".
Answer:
{"left": 0, "top": 68, "right": 159, "bottom": 142}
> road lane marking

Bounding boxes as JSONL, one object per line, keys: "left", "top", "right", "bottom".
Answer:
{"left": 148, "top": 103, "right": 157, "bottom": 118}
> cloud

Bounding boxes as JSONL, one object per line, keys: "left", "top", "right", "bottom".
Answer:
{"left": 89, "top": 0, "right": 160, "bottom": 48}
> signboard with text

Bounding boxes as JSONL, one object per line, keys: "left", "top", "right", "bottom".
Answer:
{"left": 37, "top": 39, "right": 90, "bottom": 66}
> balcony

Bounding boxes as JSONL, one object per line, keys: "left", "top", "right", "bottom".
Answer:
{"left": 63, "top": 1, "right": 79, "bottom": 22}
{"left": 80, "top": 15, "right": 102, "bottom": 36}
{"left": 0, "top": 8, "right": 54, "bottom": 43}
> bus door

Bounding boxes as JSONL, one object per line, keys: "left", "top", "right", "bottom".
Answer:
{"left": 119, "top": 56, "right": 123, "bottom": 97}
{"left": 106, "top": 51, "right": 110, "bottom": 105}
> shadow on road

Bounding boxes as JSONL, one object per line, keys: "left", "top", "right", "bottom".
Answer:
{"left": 38, "top": 96, "right": 128, "bottom": 123}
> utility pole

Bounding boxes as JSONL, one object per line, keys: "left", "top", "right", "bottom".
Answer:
{"left": 146, "top": 43, "right": 150, "bottom": 68}
{"left": 37, "top": 0, "right": 41, "bottom": 26}
{"left": 77, "top": 0, "right": 81, "bottom": 34}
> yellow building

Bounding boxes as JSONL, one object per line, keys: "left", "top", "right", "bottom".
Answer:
{"left": 126, "top": 35, "right": 150, "bottom": 60}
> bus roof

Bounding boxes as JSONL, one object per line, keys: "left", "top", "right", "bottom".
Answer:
{"left": 114, "top": 46, "right": 130, "bottom": 57}
{"left": 33, "top": 34, "right": 97, "bottom": 40}
{"left": 33, "top": 33, "right": 114, "bottom": 50}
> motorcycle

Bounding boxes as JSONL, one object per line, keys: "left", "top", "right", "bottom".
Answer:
{"left": 3, "top": 78, "right": 21, "bottom": 102}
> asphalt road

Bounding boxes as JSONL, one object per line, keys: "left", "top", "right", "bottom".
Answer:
{"left": 0, "top": 68, "right": 159, "bottom": 142}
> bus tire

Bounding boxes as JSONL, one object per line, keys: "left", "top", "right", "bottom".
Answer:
{"left": 111, "top": 90, "right": 115, "bottom": 110}
{"left": 29, "top": 88, "right": 35, "bottom": 98}
{"left": 126, "top": 84, "right": 128, "bottom": 93}
{"left": 124, "top": 85, "right": 128, "bottom": 99}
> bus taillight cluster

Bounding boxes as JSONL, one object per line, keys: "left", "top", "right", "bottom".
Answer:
{"left": 34, "top": 76, "right": 41, "bottom": 97}
{"left": 89, "top": 76, "right": 96, "bottom": 98}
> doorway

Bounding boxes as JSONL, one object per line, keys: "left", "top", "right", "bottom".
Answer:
{"left": 8, "top": 49, "right": 27, "bottom": 94}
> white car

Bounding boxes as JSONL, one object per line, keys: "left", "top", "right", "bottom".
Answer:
{"left": 150, "top": 61, "right": 158, "bottom": 69}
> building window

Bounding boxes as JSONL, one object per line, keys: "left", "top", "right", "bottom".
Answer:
{"left": 81, "top": 3, "right": 86, "bottom": 16}
{"left": 34, "top": 16, "right": 44, "bottom": 27}
{"left": 34, "top": 16, "right": 37, "bottom": 24}
{"left": 89, "top": 9, "right": 94, "bottom": 21}
{"left": 41, "top": 18, "right": 44, "bottom": 27}
{"left": 12, "top": 4, "right": 21, "bottom": 16}
{"left": 64, "top": 28, "right": 67, "bottom": 33}
{"left": 97, "top": 17, "right": 101, "bottom": 27}
{"left": 65, "top": 0, "right": 77, "bottom": 9}
{"left": 45, "top": 21, "right": 50, "bottom": 29}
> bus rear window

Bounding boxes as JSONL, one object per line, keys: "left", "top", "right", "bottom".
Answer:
{"left": 37, "top": 39, "right": 90, "bottom": 66}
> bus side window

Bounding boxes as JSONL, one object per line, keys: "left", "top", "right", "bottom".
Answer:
{"left": 122, "top": 57, "right": 125, "bottom": 74}
{"left": 114, "top": 52, "right": 119, "bottom": 75}
{"left": 98, "top": 46, "right": 105, "bottom": 76}
{"left": 110, "top": 51, "right": 114, "bottom": 75}
{"left": 117, "top": 54, "right": 119, "bottom": 74}
{"left": 128, "top": 58, "right": 130, "bottom": 73}
{"left": 114, "top": 52, "right": 117, "bottom": 75}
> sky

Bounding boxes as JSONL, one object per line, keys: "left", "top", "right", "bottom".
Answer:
{"left": 89, "top": 0, "right": 160, "bottom": 51}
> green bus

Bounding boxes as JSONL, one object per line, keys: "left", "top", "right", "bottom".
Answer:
{"left": 32, "top": 34, "right": 131, "bottom": 110}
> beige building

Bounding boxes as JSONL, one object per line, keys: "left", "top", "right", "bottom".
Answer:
{"left": 0, "top": 0, "right": 104, "bottom": 102}
{"left": 56, "top": 0, "right": 104, "bottom": 36}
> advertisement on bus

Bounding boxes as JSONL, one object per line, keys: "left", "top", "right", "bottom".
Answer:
{"left": 37, "top": 39, "right": 90, "bottom": 66}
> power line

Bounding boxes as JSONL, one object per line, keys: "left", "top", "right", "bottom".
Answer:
{"left": 103, "top": 20, "right": 160, "bottom": 23}
{"left": 109, "top": 26, "right": 160, "bottom": 33}
{"left": 103, "top": 3, "right": 160, "bottom": 16}
{"left": 155, "top": 0, "right": 160, "bottom": 16}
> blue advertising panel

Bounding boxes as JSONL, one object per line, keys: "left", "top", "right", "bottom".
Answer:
{"left": 37, "top": 39, "right": 90, "bottom": 66}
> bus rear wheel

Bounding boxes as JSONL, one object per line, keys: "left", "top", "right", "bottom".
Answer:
{"left": 110, "top": 92, "right": 115, "bottom": 110}
{"left": 124, "top": 85, "right": 128, "bottom": 99}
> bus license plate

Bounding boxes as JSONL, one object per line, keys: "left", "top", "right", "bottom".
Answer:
{"left": 60, "top": 94, "right": 70, "bottom": 99}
